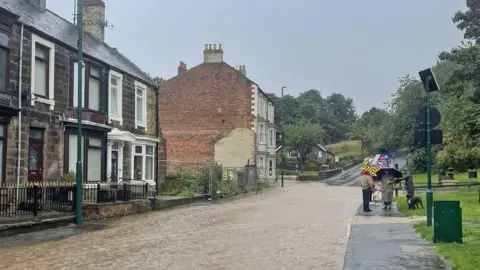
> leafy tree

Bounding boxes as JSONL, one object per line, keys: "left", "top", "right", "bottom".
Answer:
{"left": 283, "top": 120, "right": 324, "bottom": 171}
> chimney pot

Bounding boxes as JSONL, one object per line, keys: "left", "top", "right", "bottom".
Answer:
{"left": 178, "top": 61, "right": 187, "bottom": 75}
{"left": 203, "top": 43, "right": 224, "bottom": 63}
{"left": 238, "top": 65, "right": 246, "bottom": 76}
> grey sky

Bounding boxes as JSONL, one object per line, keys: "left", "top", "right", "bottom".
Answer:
{"left": 47, "top": 0, "right": 465, "bottom": 113}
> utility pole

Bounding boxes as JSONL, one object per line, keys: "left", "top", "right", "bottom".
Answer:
{"left": 75, "top": 0, "right": 84, "bottom": 225}
{"left": 281, "top": 86, "right": 286, "bottom": 187}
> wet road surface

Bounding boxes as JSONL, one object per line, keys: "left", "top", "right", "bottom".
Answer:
{"left": 0, "top": 182, "right": 360, "bottom": 270}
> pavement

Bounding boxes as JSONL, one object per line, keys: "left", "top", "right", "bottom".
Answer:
{"left": 344, "top": 202, "right": 452, "bottom": 270}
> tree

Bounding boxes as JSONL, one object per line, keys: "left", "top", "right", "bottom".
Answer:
{"left": 347, "top": 108, "right": 393, "bottom": 154}
{"left": 283, "top": 120, "right": 324, "bottom": 171}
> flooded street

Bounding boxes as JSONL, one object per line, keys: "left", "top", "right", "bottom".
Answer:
{"left": 0, "top": 182, "right": 360, "bottom": 270}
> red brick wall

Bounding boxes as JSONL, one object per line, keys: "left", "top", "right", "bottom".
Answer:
{"left": 159, "top": 63, "right": 252, "bottom": 173}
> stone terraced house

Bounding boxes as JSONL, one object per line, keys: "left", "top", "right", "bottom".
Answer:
{"left": 0, "top": 0, "right": 164, "bottom": 186}
{"left": 159, "top": 44, "right": 276, "bottom": 184}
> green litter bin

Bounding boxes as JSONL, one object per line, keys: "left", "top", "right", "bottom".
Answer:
{"left": 433, "top": 200, "right": 463, "bottom": 243}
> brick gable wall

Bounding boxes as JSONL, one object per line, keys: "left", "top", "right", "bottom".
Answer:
{"left": 159, "top": 63, "right": 252, "bottom": 172}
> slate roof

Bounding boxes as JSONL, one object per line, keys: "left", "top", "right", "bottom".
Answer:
{"left": 0, "top": 0, "right": 155, "bottom": 86}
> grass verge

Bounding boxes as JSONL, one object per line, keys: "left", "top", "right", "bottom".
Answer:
{"left": 412, "top": 172, "right": 472, "bottom": 184}
{"left": 394, "top": 191, "right": 480, "bottom": 269}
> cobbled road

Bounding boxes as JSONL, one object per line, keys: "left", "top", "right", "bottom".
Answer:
{"left": 0, "top": 182, "right": 360, "bottom": 270}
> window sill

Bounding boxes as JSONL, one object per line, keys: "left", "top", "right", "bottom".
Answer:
{"left": 32, "top": 96, "right": 55, "bottom": 110}
{"left": 109, "top": 115, "right": 123, "bottom": 125}
{"left": 135, "top": 121, "right": 147, "bottom": 130}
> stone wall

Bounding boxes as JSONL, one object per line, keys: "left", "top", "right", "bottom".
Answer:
{"left": 83, "top": 200, "right": 147, "bottom": 220}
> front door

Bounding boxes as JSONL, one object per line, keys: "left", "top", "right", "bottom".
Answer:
{"left": 28, "top": 128, "right": 44, "bottom": 182}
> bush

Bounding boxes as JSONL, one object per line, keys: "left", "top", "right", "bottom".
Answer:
{"left": 435, "top": 146, "right": 480, "bottom": 172}
{"left": 159, "top": 163, "right": 222, "bottom": 197}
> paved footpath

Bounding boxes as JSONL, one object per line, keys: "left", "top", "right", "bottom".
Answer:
{"left": 344, "top": 202, "right": 452, "bottom": 270}
{"left": 0, "top": 182, "right": 360, "bottom": 270}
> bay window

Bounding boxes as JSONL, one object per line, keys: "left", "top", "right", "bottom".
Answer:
{"left": 108, "top": 70, "right": 123, "bottom": 124}
{"left": 131, "top": 144, "right": 155, "bottom": 181}
{"left": 66, "top": 131, "right": 106, "bottom": 182}
{"left": 259, "top": 124, "right": 264, "bottom": 143}
{"left": 269, "top": 130, "right": 273, "bottom": 146}
{"left": 134, "top": 81, "right": 147, "bottom": 129}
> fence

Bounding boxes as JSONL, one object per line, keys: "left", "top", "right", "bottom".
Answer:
{"left": 82, "top": 182, "right": 156, "bottom": 204}
{"left": 0, "top": 181, "right": 155, "bottom": 220}
{"left": 0, "top": 182, "right": 75, "bottom": 219}
{"left": 159, "top": 160, "right": 261, "bottom": 200}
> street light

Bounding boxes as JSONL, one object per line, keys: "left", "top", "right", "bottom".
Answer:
{"left": 281, "top": 86, "right": 286, "bottom": 187}
{"left": 75, "top": 0, "right": 84, "bottom": 225}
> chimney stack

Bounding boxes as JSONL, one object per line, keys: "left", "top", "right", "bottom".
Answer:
{"left": 178, "top": 61, "right": 187, "bottom": 75}
{"left": 236, "top": 65, "right": 246, "bottom": 76}
{"left": 28, "top": 0, "right": 46, "bottom": 9}
{"left": 83, "top": 0, "right": 106, "bottom": 42}
{"left": 203, "top": 43, "right": 224, "bottom": 63}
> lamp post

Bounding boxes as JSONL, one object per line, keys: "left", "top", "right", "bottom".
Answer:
{"left": 425, "top": 76, "right": 433, "bottom": 227}
{"left": 75, "top": 0, "right": 84, "bottom": 225}
{"left": 281, "top": 86, "right": 286, "bottom": 187}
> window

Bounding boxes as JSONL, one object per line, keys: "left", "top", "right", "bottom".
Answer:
{"left": 72, "top": 62, "right": 103, "bottom": 111}
{"left": 259, "top": 157, "right": 264, "bottom": 176}
{"left": 259, "top": 124, "right": 264, "bottom": 143}
{"left": 269, "top": 159, "right": 273, "bottom": 176}
{"left": 269, "top": 130, "right": 273, "bottom": 146}
{"left": 135, "top": 81, "right": 147, "bottom": 129}
{"left": 31, "top": 34, "right": 55, "bottom": 110}
{"left": 131, "top": 144, "right": 155, "bottom": 181}
{"left": 72, "top": 62, "right": 85, "bottom": 107}
{"left": 67, "top": 132, "right": 105, "bottom": 182}
{"left": 318, "top": 150, "right": 323, "bottom": 158}
{"left": 0, "top": 45, "right": 7, "bottom": 92}
{"left": 108, "top": 70, "right": 123, "bottom": 124}
{"left": 0, "top": 124, "right": 4, "bottom": 185}
{"left": 87, "top": 66, "right": 101, "bottom": 111}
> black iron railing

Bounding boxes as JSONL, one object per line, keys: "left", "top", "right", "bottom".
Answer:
{"left": 0, "top": 181, "right": 155, "bottom": 219}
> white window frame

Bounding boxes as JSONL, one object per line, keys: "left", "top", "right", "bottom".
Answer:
{"left": 107, "top": 140, "right": 125, "bottom": 181}
{"left": 134, "top": 81, "right": 147, "bottom": 129}
{"left": 259, "top": 124, "right": 265, "bottom": 143}
{"left": 73, "top": 61, "right": 85, "bottom": 108}
{"left": 318, "top": 150, "right": 324, "bottom": 158}
{"left": 108, "top": 70, "right": 123, "bottom": 125}
{"left": 259, "top": 157, "right": 265, "bottom": 176}
{"left": 131, "top": 143, "right": 156, "bottom": 181}
{"left": 31, "top": 34, "right": 55, "bottom": 110}
{"left": 269, "top": 130, "right": 273, "bottom": 146}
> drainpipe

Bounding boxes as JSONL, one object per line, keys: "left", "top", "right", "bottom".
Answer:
{"left": 16, "top": 24, "right": 24, "bottom": 190}
{"left": 154, "top": 85, "right": 159, "bottom": 192}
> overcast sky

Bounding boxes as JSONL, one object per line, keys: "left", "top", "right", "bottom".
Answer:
{"left": 46, "top": 0, "right": 465, "bottom": 113}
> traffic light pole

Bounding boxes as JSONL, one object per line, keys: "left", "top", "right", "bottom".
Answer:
{"left": 75, "top": 0, "right": 84, "bottom": 226}
{"left": 426, "top": 76, "right": 433, "bottom": 227}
